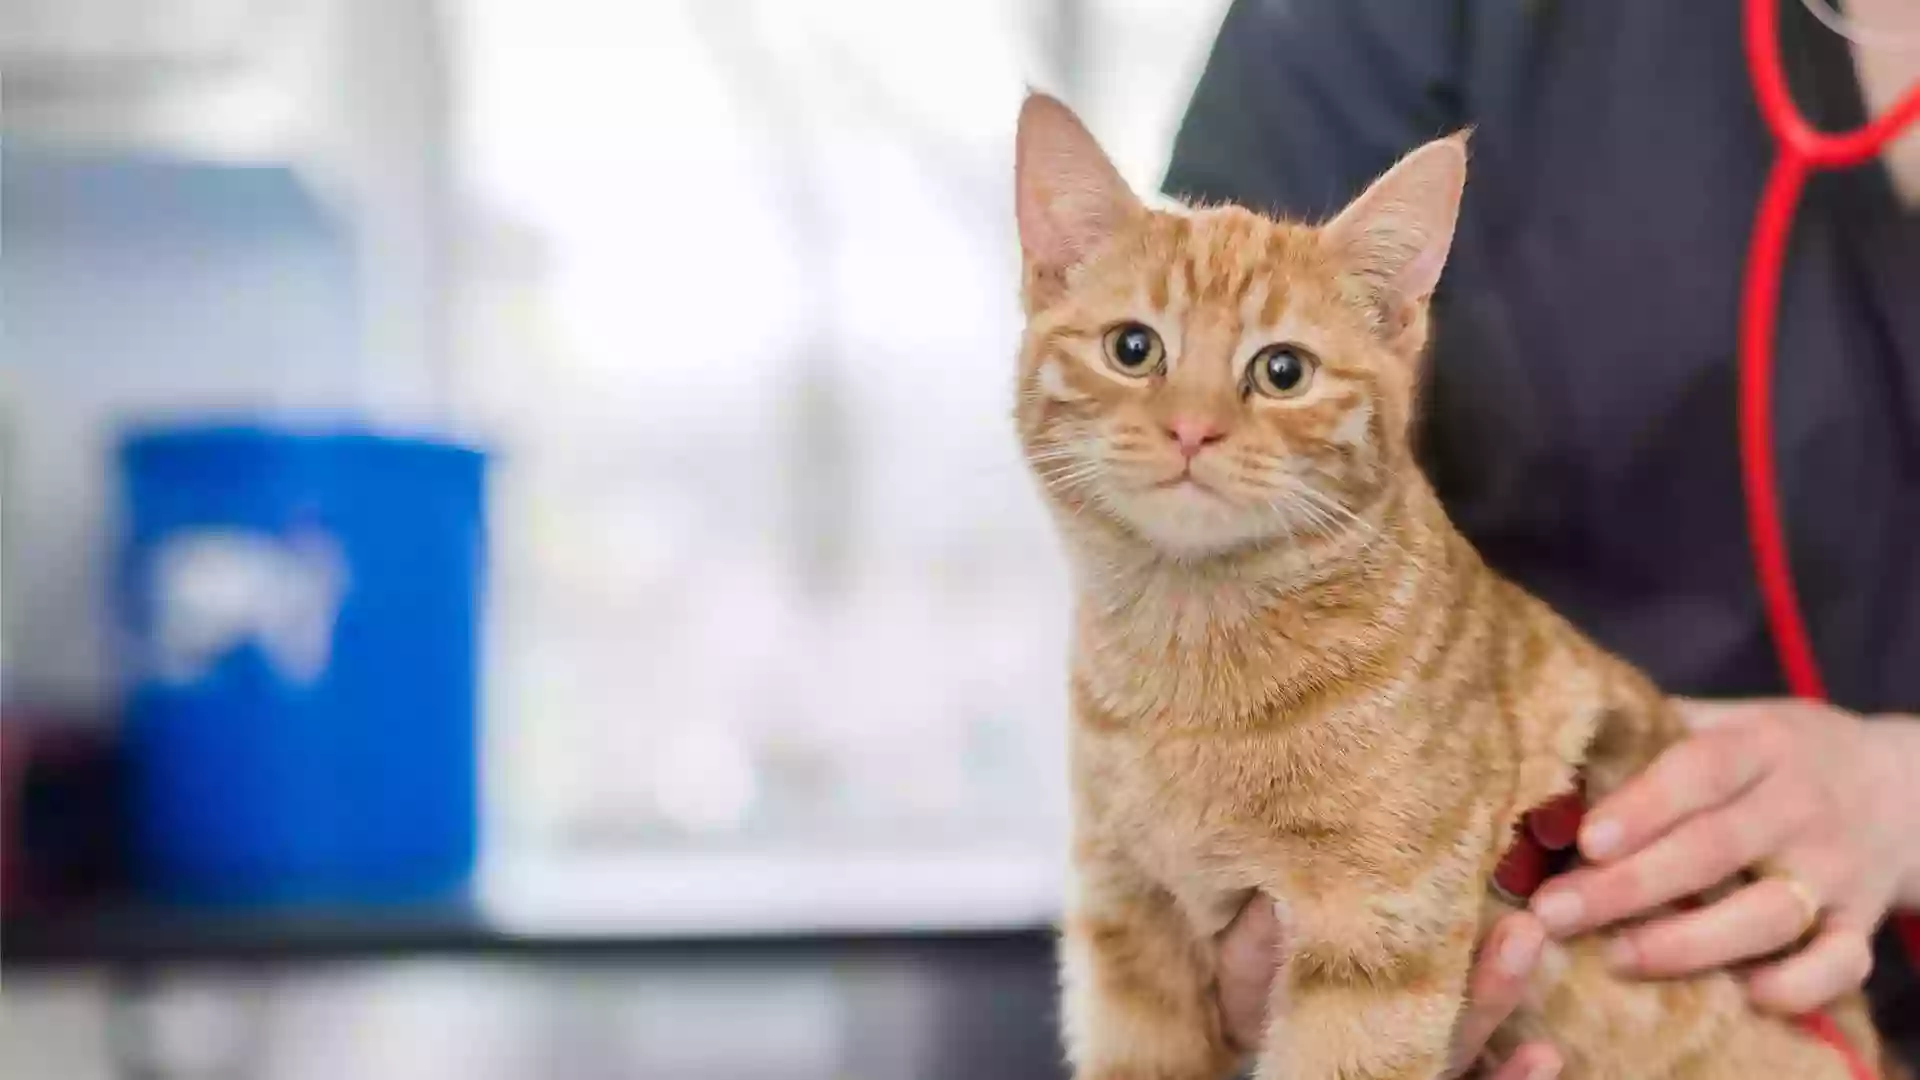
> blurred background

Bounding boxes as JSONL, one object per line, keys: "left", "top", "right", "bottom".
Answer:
{"left": 0, "top": 0, "right": 1232, "bottom": 1076}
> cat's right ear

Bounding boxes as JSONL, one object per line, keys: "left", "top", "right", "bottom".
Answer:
{"left": 1015, "top": 92, "right": 1140, "bottom": 308}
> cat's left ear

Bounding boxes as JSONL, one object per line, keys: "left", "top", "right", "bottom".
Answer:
{"left": 1320, "top": 134, "right": 1468, "bottom": 337}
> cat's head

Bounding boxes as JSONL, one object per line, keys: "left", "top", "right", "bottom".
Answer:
{"left": 1013, "top": 92, "right": 1466, "bottom": 561}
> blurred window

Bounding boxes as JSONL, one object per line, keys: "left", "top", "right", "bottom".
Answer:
{"left": 452, "top": 0, "right": 1228, "bottom": 914}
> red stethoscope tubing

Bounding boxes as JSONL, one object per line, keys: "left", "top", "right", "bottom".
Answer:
{"left": 1740, "top": 0, "right": 1920, "bottom": 1056}
{"left": 1740, "top": 0, "right": 1920, "bottom": 703}
{"left": 1743, "top": 0, "right": 1920, "bottom": 699}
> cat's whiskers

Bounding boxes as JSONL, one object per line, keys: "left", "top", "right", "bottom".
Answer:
{"left": 1025, "top": 445, "right": 1085, "bottom": 465}
{"left": 1269, "top": 477, "right": 1411, "bottom": 563}
{"left": 1035, "top": 453, "right": 1113, "bottom": 521}
{"left": 1257, "top": 483, "right": 1340, "bottom": 543}
{"left": 1042, "top": 465, "right": 1104, "bottom": 498}
{"left": 1270, "top": 484, "right": 1304, "bottom": 555}
{"left": 1287, "top": 496, "right": 1341, "bottom": 541}
{"left": 1296, "top": 497, "right": 1357, "bottom": 548}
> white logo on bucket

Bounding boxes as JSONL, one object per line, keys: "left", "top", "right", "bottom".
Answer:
{"left": 149, "top": 529, "right": 348, "bottom": 686}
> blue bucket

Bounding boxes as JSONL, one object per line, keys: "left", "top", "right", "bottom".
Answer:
{"left": 115, "top": 424, "right": 485, "bottom": 905}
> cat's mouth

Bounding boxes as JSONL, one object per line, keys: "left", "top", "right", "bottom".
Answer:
{"left": 1151, "top": 470, "right": 1221, "bottom": 496}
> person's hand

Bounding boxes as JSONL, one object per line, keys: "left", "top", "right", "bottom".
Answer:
{"left": 1529, "top": 700, "right": 1920, "bottom": 1015}
{"left": 1215, "top": 898, "right": 1563, "bottom": 1079}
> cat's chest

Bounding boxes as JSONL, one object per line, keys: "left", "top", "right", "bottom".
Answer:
{"left": 1075, "top": 717, "right": 1420, "bottom": 899}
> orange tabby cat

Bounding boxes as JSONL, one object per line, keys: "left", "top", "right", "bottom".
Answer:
{"left": 1011, "top": 92, "right": 1885, "bottom": 1080}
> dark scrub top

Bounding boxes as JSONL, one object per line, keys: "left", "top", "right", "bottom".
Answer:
{"left": 1164, "top": 0, "right": 1920, "bottom": 1057}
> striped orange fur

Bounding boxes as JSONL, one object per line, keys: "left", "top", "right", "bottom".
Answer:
{"left": 1012, "top": 92, "right": 1882, "bottom": 1080}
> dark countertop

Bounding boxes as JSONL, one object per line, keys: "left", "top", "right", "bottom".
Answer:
{"left": 1, "top": 899, "right": 1056, "bottom": 967}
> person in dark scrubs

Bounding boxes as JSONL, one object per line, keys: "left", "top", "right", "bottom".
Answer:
{"left": 1165, "top": 1, "right": 1920, "bottom": 1075}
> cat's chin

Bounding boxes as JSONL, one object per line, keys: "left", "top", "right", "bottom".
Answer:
{"left": 1112, "top": 487, "right": 1284, "bottom": 561}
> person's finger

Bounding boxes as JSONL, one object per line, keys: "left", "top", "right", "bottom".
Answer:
{"left": 1483, "top": 1041, "right": 1563, "bottom": 1080}
{"left": 1446, "top": 914, "right": 1544, "bottom": 1075}
{"left": 1577, "top": 723, "right": 1775, "bottom": 865}
{"left": 1215, "top": 898, "right": 1283, "bottom": 1050}
{"left": 1746, "top": 927, "right": 1875, "bottom": 1016}
{"left": 1535, "top": 782, "right": 1803, "bottom": 937}
{"left": 1603, "top": 874, "right": 1821, "bottom": 978}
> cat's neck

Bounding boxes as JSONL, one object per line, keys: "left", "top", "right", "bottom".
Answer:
{"left": 1065, "top": 479, "right": 1459, "bottom": 729}
{"left": 1068, "top": 478, "right": 1451, "bottom": 621}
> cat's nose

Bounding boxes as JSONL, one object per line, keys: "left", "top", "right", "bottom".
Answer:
{"left": 1165, "top": 418, "right": 1226, "bottom": 459}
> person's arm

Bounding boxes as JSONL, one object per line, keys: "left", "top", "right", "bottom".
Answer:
{"left": 1163, "top": 0, "right": 1469, "bottom": 219}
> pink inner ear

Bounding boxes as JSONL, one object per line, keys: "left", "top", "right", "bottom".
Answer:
{"left": 1015, "top": 168, "right": 1083, "bottom": 270}
{"left": 1014, "top": 93, "right": 1139, "bottom": 274}
{"left": 1395, "top": 217, "right": 1454, "bottom": 305}
{"left": 1321, "top": 138, "right": 1466, "bottom": 307}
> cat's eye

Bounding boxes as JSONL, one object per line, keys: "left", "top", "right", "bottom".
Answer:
{"left": 1103, "top": 322, "right": 1165, "bottom": 375}
{"left": 1248, "top": 344, "right": 1316, "bottom": 399}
